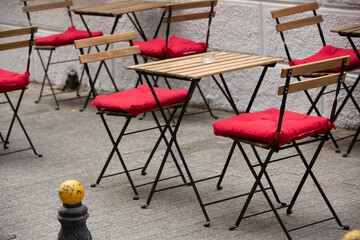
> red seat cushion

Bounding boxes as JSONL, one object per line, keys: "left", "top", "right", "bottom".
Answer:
{"left": 91, "top": 84, "right": 188, "bottom": 117}
{"left": 36, "top": 25, "right": 103, "bottom": 46}
{"left": 213, "top": 108, "right": 335, "bottom": 147}
{"left": 0, "top": 69, "right": 29, "bottom": 92}
{"left": 134, "top": 35, "right": 208, "bottom": 58}
{"left": 289, "top": 45, "right": 360, "bottom": 72}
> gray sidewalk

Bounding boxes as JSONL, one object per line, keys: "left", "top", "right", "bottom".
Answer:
{"left": 0, "top": 83, "right": 359, "bottom": 240}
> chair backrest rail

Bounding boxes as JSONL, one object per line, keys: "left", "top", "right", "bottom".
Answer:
{"left": 0, "top": 26, "right": 38, "bottom": 38}
{"left": 79, "top": 46, "right": 141, "bottom": 64}
{"left": 165, "top": 0, "right": 218, "bottom": 11}
{"left": 278, "top": 72, "right": 346, "bottom": 95}
{"left": 74, "top": 31, "right": 137, "bottom": 49}
{"left": 276, "top": 15, "right": 323, "bottom": 32}
{"left": 280, "top": 56, "right": 350, "bottom": 78}
{"left": 164, "top": 11, "right": 216, "bottom": 23}
{"left": 22, "top": 0, "right": 73, "bottom": 13}
{"left": 271, "top": 2, "right": 319, "bottom": 18}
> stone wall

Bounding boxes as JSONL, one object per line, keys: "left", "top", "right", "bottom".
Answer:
{"left": 0, "top": 0, "right": 359, "bottom": 128}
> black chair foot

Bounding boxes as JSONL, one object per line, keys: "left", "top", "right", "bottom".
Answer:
{"left": 203, "top": 221, "right": 210, "bottom": 227}
{"left": 335, "top": 148, "right": 340, "bottom": 153}
{"left": 4, "top": 142, "right": 9, "bottom": 149}
{"left": 37, "top": 154, "right": 43, "bottom": 157}
{"left": 281, "top": 202, "right": 287, "bottom": 207}
{"left": 55, "top": 107, "right": 59, "bottom": 110}
{"left": 138, "top": 117, "right": 144, "bottom": 120}
{"left": 342, "top": 153, "right": 349, "bottom": 157}
{"left": 217, "top": 185, "right": 223, "bottom": 190}
{"left": 141, "top": 204, "right": 148, "bottom": 209}
{"left": 90, "top": 183, "right": 97, "bottom": 187}
{"left": 343, "top": 225, "right": 350, "bottom": 230}
{"left": 229, "top": 226, "right": 237, "bottom": 231}
{"left": 34, "top": 100, "right": 39, "bottom": 104}
{"left": 141, "top": 170, "right": 147, "bottom": 176}
{"left": 286, "top": 209, "right": 292, "bottom": 214}
{"left": 79, "top": 109, "right": 85, "bottom": 112}
{"left": 133, "top": 195, "right": 139, "bottom": 200}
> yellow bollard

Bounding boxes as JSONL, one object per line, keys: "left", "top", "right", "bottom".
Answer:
{"left": 57, "top": 180, "right": 91, "bottom": 240}
{"left": 342, "top": 230, "right": 360, "bottom": 240}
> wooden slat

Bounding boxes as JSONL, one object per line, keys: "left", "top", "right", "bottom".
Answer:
{"left": 71, "top": 1, "right": 167, "bottom": 16}
{"left": 127, "top": 52, "right": 284, "bottom": 79}
{"left": 164, "top": 11, "right": 215, "bottom": 23}
{"left": 331, "top": 24, "right": 360, "bottom": 37}
{"left": 276, "top": 15, "right": 323, "bottom": 32}
{"left": 165, "top": 0, "right": 217, "bottom": 11}
{"left": 0, "top": 26, "right": 37, "bottom": 38}
{"left": 271, "top": 2, "right": 319, "bottom": 19}
{"left": 278, "top": 73, "right": 346, "bottom": 95}
{"left": 281, "top": 56, "right": 350, "bottom": 78}
{"left": 20, "top": 0, "right": 37, "bottom": 2}
{"left": 79, "top": 46, "right": 140, "bottom": 64}
{"left": 229, "top": 136, "right": 271, "bottom": 149}
{"left": 74, "top": 31, "right": 136, "bottom": 49}
{"left": 0, "top": 40, "right": 31, "bottom": 51}
{"left": 22, "top": 1, "right": 73, "bottom": 13}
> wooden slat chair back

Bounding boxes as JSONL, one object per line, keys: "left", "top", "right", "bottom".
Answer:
{"left": 74, "top": 31, "right": 140, "bottom": 98}
{"left": 162, "top": 0, "right": 217, "bottom": 57}
{"left": 0, "top": 26, "right": 38, "bottom": 72}
{"left": 74, "top": 31, "right": 140, "bottom": 64}
{"left": 21, "top": 0, "right": 74, "bottom": 26}
{"left": 271, "top": 2, "right": 326, "bottom": 61}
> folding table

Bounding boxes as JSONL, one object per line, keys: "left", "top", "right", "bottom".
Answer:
{"left": 126, "top": 52, "right": 284, "bottom": 226}
{"left": 70, "top": 1, "right": 168, "bottom": 110}
{"left": 331, "top": 24, "right": 360, "bottom": 157}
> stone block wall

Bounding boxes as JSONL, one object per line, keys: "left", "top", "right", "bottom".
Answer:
{"left": 0, "top": 0, "right": 359, "bottom": 128}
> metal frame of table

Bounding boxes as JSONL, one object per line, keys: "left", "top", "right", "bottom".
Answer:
{"left": 331, "top": 24, "right": 360, "bottom": 157}
{"left": 127, "top": 52, "right": 284, "bottom": 226}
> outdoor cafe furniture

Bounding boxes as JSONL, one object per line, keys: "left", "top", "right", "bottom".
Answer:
{"left": 126, "top": 51, "right": 284, "bottom": 226}
{"left": 134, "top": 0, "right": 218, "bottom": 119}
{"left": 21, "top": 0, "right": 103, "bottom": 110}
{"left": 0, "top": 26, "right": 42, "bottom": 157}
{"left": 74, "top": 31, "right": 187, "bottom": 200}
{"left": 70, "top": 0, "right": 168, "bottom": 110}
{"left": 271, "top": 1, "right": 360, "bottom": 153}
{"left": 213, "top": 56, "right": 350, "bottom": 239}
{"left": 331, "top": 24, "right": 360, "bottom": 157}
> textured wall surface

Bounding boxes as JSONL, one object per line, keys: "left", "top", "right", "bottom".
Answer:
{"left": 0, "top": 0, "right": 359, "bottom": 128}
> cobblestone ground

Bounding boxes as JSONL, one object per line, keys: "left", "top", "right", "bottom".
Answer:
{"left": 0, "top": 83, "right": 359, "bottom": 240}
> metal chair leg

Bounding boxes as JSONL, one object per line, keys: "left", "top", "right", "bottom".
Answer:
{"left": 343, "top": 125, "right": 360, "bottom": 157}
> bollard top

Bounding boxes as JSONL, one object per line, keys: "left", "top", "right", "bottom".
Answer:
{"left": 59, "top": 179, "right": 85, "bottom": 206}
{"left": 342, "top": 230, "right": 360, "bottom": 240}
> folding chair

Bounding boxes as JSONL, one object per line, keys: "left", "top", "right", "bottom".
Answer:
{"left": 134, "top": 0, "right": 218, "bottom": 119}
{"left": 271, "top": 2, "right": 360, "bottom": 152}
{"left": 0, "top": 26, "right": 42, "bottom": 157}
{"left": 213, "top": 56, "right": 350, "bottom": 239}
{"left": 21, "top": 0, "right": 105, "bottom": 110}
{"left": 74, "top": 31, "right": 187, "bottom": 200}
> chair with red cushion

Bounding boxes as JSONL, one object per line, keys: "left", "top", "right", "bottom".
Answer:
{"left": 0, "top": 26, "right": 42, "bottom": 157}
{"left": 271, "top": 2, "right": 360, "bottom": 153}
{"left": 213, "top": 56, "right": 350, "bottom": 239}
{"left": 74, "top": 31, "right": 187, "bottom": 200}
{"left": 21, "top": 0, "right": 104, "bottom": 110}
{"left": 134, "top": 0, "right": 218, "bottom": 119}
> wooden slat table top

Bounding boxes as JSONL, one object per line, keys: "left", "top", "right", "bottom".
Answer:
{"left": 71, "top": 1, "right": 168, "bottom": 16}
{"left": 331, "top": 24, "right": 360, "bottom": 37}
{"left": 127, "top": 52, "right": 285, "bottom": 79}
